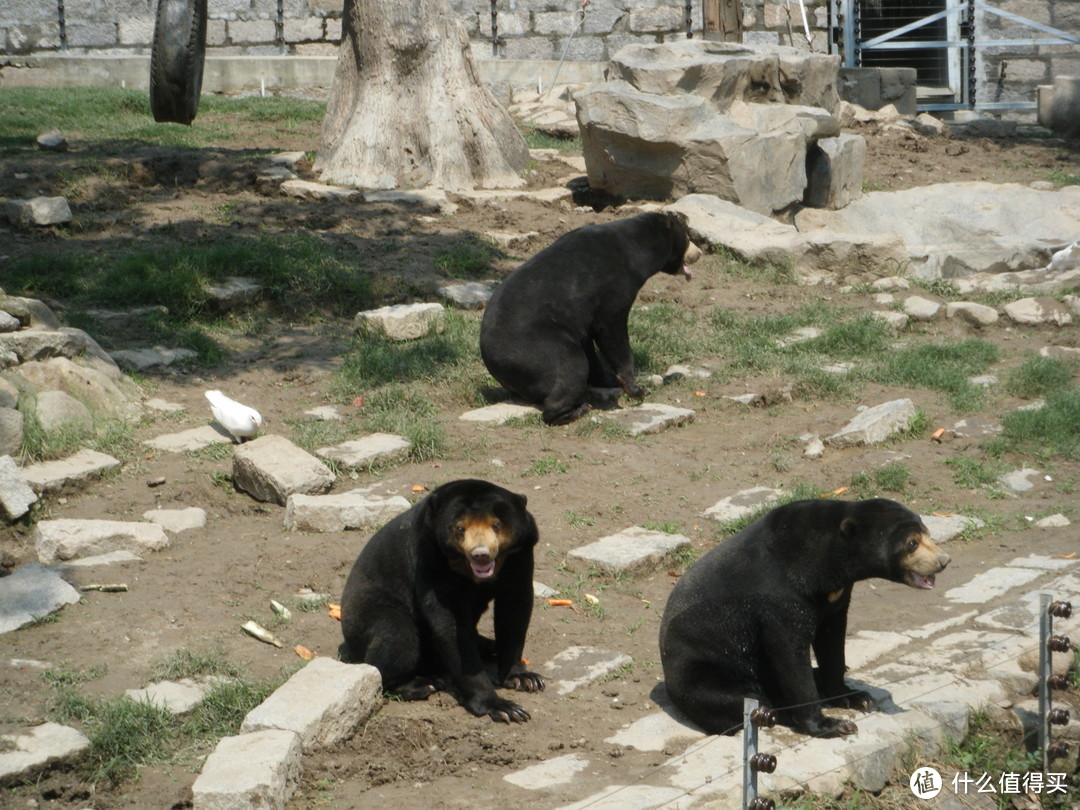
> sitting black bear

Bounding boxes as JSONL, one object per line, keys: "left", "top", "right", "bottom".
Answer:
{"left": 659, "top": 498, "right": 950, "bottom": 737}
{"left": 340, "top": 479, "right": 544, "bottom": 723}
{"left": 480, "top": 211, "right": 701, "bottom": 425}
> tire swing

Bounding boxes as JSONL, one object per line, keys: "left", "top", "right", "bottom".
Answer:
{"left": 149, "top": 0, "right": 208, "bottom": 125}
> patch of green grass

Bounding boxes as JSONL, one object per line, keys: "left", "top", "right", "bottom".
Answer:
{"left": 713, "top": 480, "right": 824, "bottom": 537}
{"left": 987, "top": 389, "right": 1080, "bottom": 461}
{"left": 42, "top": 665, "right": 108, "bottom": 687}
{"left": 181, "top": 676, "right": 284, "bottom": 742}
{"left": 356, "top": 386, "right": 446, "bottom": 464}
{"left": 643, "top": 521, "right": 684, "bottom": 534}
{"left": 1004, "top": 354, "right": 1074, "bottom": 399}
{"left": 287, "top": 417, "right": 354, "bottom": 456}
{"left": 520, "top": 126, "right": 582, "bottom": 154}
{"left": 864, "top": 339, "right": 1000, "bottom": 412}
{"left": 147, "top": 648, "right": 242, "bottom": 683}
{"left": 945, "top": 455, "right": 1005, "bottom": 489}
{"left": 1045, "top": 167, "right": 1080, "bottom": 188}
{"left": 629, "top": 303, "right": 709, "bottom": 374}
{"left": 563, "top": 510, "right": 596, "bottom": 528}
{"left": 875, "top": 462, "right": 910, "bottom": 493}
{"left": 524, "top": 456, "right": 569, "bottom": 476}
{"left": 291, "top": 594, "right": 331, "bottom": 612}
{"left": 433, "top": 236, "right": 501, "bottom": 280}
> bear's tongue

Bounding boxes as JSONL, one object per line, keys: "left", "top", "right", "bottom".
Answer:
{"left": 471, "top": 560, "right": 495, "bottom": 579}
{"left": 680, "top": 264, "right": 693, "bottom": 281}
{"left": 910, "top": 572, "right": 936, "bottom": 589}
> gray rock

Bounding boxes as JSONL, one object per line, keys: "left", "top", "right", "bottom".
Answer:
{"left": 143, "top": 425, "right": 233, "bottom": 453}
{"left": 233, "top": 435, "right": 334, "bottom": 506}
{"left": 919, "top": 513, "right": 985, "bottom": 543}
{"left": 0, "top": 563, "right": 80, "bottom": 634}
{"left": 34, "top": 518, "right": 169, "bottom": 564}
{"left": 6, "top": 197, "right": 72, "bottom": 227}
{"left": 0, "top": 408, "right": 22, "bottom": 457}
{"left": 0, "top": 311, "right": 20, "bottom": 332}
{"left": 1003, "top": 296, "right": 1073, "bottom": 326}
{"left": 438, "top": 281, "right": 495, "bottom": 309}
{"left": 110, "top": 346, "right": 198, "bottom": 373}
{"left": 567, "top": 526, "right": 692, "bottom": 576}
{"left": 703, "top": 486, "right": 782, "bottom": 523}
{"left": 280, "top": 179, "right": 360, "bottom": 201}
{"left": 36, "top": 128, "right": 68, "bottom": 151}
{"left": 596, "top": 402, "right": 694, "bottom": 436}
{"left": 315, "top": 433, "right": 411, "bottom": 469}
{"left": 484, "top": 231, "right": 538, "bottom": 249}
{"left": 1035, "top": 513, "right": 1070, "bottom": 528}
{"left": 353, "top": 303, "right": 446, "bottom": 341}
{"left": 18, "top": 357, "right": 141, "bottom": 421}
{"left": 944, "top": 568, "right": 1044, "bottom": 604}
{"left": 902, "top": 295, "right": 941, "bottom": 321}
{"left": 142, "top": 507, "right": 207, "bottom": 533}
{"left": 504, "top": 753, "right": 590, "bottom": 790}
{"left": 192, "top": 729, "right": 302, "bottom": 810}
{"left": 949, "top": 418, "right": 1001, "bottom": 438}
{"left": 20, "top": 449, "right": 121, "bottom": 495}
{"left": 58, "top": 550, "right": 143, "bottom": 568}
{"left": 968, "top": 374, "right": 997, "bottom": 388}
{"left": 28, "top": 389, "right": 93, "bottom": 434}
{"left": 542, "top": 646, "right": 633, "bottom": 695}
{"left": 0, "top": 723, "right": 89, "bottom": 785}
{"left": 363, "top": 188, "right": 457, "bottom": 215}
{"left": 0, "top": 379, "right": 19, "bottom": 409}
{"left": 0, "top": 327, "right": 105, "bottom": 365}
{"left": 0, "top": 454, "right": 37, "bottom": 521}
{"left": 945, "top": 301, "right": 998, "bottom": 327}
{"left": 302, "top": 405, "right": 344, "bottom": 422}
{"left": 240, "top": 658, "right": 382, "bottom": 749}
{"left": 804, "top": 134, "right": 866, "bottom": 209}
{"left": 3, "top": 296, "right": 61, "bottom": 329}
{"left": 459, "top": 402, "right": 540, "bottom": 424}
{"left": 144, "top": 397, "right": 186, "bottom": 413}
{"left": 126, "top": 678, "right": 210, "bottom": 714}
{"left": 998, "top": 467, "right": 1040, "bottom": 492}
{"left": 205, "top": 277, "right": 262, "bottom": 311}
{"left": 825, "top": 398, "right": 917, "bottom": 448}
{"left": 284, "top": 490, "right": 410, "bottom": 533}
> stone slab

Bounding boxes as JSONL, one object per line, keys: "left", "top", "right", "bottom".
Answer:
{"left": 234, "top": 435, "right": 334, "bottom": 506}
{"left": 126, "top": 678, "right": 208, "bottom": 714}
{"left": 0, "top": 563, "right": 80, "bottom": 634}
{"left": 919, "top": 513, "right": 985, "bottom": 543}
{"left": 567, "top": 526, "right": 691, "bottom": 576}
{"left": 603, "top": 710, "right": 705, "bottom": 752}
{"left": 702, "top": 486, "right": 782, "bottom": 524}
{"left": 315, "top": 433, "right": 411, "bottom": 469}
{"left": 503, "top": 753, "right": 590, "bottom": 789}
{"left": 192, "top": 729, "right": 303, "bottom": 810}
{"left": 34, "top": 518, "right": 169, "bottom": 564}
{"left": 58, "top": 550, "right": 143, "bottom": 568}
{"left": 143, "top": 425, "right": 233, "bottom": 453}
{"left": 0, "top": 454, "right": 37, "bottom": 520}
{"left": 284, "top": 490, "right": 410, "bottom": 532}
{"left": 353, "top": 303, "right": 446, "bottom": 341}
{"left": 944, "top": 566, "right": 1044, "bottom": 604}
{"left": 0, "top": 723, "right": 90, "bottom": 785}
{"left": 542, "top": 646, "right": 632, "bottom": 695}
{"left": 142, "top": 507, "right": 207, "bottom": 533}
{"left": 825, "top": 398, "right": 916, "bottom": 448}
{"left": 20, "top": 449, "right": 121, "bottom": 494}
{"left": 459, "top": 402, "right": 540, "bottom": 424}
{"left": 596, "top": 403, "right": 694, "bottom": 436}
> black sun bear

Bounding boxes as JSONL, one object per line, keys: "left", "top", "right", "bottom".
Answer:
{"left": 340, "top": 479, "right": 544, "bottom": 723}
{"left": 480, "top": 211, "right": 702, "bottom": 425}
{"left": 659, "top": 498, "right": 950, "bottom": 737}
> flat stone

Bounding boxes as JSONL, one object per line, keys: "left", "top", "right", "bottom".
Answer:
{"left": 454, "top": 187, "right": 572, "bottom": 206}
{"left": 596, "top": 403, "right": 694, "bottom": 436}
{"left": 567, "top": 526, "right": 691, "bottom": 576}
{"left": 6, "top": 196, "right": 72, "bottom": 227}
{"left": 34, "top": 518, "right": 169, "bottom": 564}
{"left": 142, "top": 507, "right": 207, "bottom": 533}
{"left": 58, "top": 550, "right": 143, "bottom": 568}
{"left": 0, "top": 454, "right": 37, "bottom": 520}
{"left": 192, "top": 729, "right": 302, "bottom": 810}
{"left": 144, "top": 398, "right": 186, "bottom": 413}
{"left": 281, "top": 179, "right": 360, "bottom": 201}
{"left": 949, "top": 418, "right": 1001, "bottom": 438}
{"left": 870, "top": 310, "right": 909, "bottom": 333}
{"left": 143, "top": 425, "right": 233, "bottom": 453}
{"left": 825, "top": 398, "right": 917, "bottom": 448}
{"left": 126, "top": 678, "right": 208, "bottom": 715}
{"left": 36, "top": 129, "right": 67, "bottom": 151}
{"left": 504, "top": 753, "right": 590, "bottom": 789}
{"left": 240, "top": 658, "right": 381, "bottom": 749}
{"left": 845, "top": 630, "right": 912, "bottom": 671}
{"left": 111, "top": 346, "right": 197, "bottom": 372}
{"left": 553, "top": 784, "right": 688, "bottom": 810}
{"left": 0, "top": 563, "right": 80, "bottom": 634}
{"left": 1005, "top": 554, "right": 1078, "bottom": 571}
{"left": 285, "top": 490, "right": 410, "bottom": 532}
{"left": 907, "top": 610, "right": 979, "bottom": 639}
{"left": 604, "top": 710, "right": 705, "bottom": 752}
{"left": 946, "top": 301, "right": 998, "bottom": 327}
{"left": 266, "top": 151, "right": 306, "bottom": 168}
{"left": 484, "top": 231, "right": 538, "bottom": 249}
{"left": 315, "top": 433, "right": 411, "bottom": 469}
{"left": 363, "top": 188, "right": 457, "bottom": 215}
{"left": 1035, "top": 513, "right": 1070, "bottom": 528}
{"left": 353, "top": 303, "right": 446, "bottom": 341}
{"left": 542, "top": 646, "right": 632, "bottom": 695}
{"left": 0, "top": 723, "right": 89, "bottom": 785}
{"left": 20, "top": 449, "right": 121, "bottom": 495}
{"left": 438, "top": 281, "right": 495, "bottom": 309}
{"left": 205, "top": 277, "right": 262, "bottom": 310}
{"left": 459, "top": 402, "right": 540, "bottom": 424}
{"left": 902, "top": 295, "right": 941, "bottom": 321}
{"left": 1004, "top": 296, "right": 1072, "bottom": 326}
{"left": 302, "top": 405, "right": 344, "bottom": 421}
{"left": 703, "top": 486, "right": 782, "bottom": 524}
{"left": 944, "top": 566, "right": 1044, "bottom": 604}
{"left": 998, "top": 467, "right": 1040, "bottom": 492}
{"left": 234, "top": 435, "right": 334, "bottom": 506}
{"left": 918, "top": 513, "right": 985, "bottom": 543}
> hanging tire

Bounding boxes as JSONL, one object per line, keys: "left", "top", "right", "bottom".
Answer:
{"left": 149, "top": 0, "right": 208, "bottom": 125}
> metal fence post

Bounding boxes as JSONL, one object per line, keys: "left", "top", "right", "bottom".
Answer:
{"left": 742, "top": 698, "right": 778, "bottom": 810}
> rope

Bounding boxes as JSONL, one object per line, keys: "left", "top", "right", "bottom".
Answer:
{"left": 543, "top": 0, "right": 589, "bottom": 97}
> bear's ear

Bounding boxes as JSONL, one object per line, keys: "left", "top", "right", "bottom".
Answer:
{"left": 420, "top": 490, "right": 440, "bottom": 534}
{"left": 839, "top": 516, "right": 858, "bottom": 540}
{"left": 667, "top": 210, "right": 690, "bottom": 229}
{"left": 514, "top": 492, "right": 528, "bottom": 509}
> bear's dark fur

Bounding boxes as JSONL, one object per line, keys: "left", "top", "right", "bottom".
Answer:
{"left": 340, "top": 479, "right": 544, "bottom": 723}
{"left": 659, "top": 498, "right": 950, "bottom": 737}
{"left": 479, "top": 212, "right": 701, "bottom": 425}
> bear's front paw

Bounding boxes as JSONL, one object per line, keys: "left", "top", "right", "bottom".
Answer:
{"left": 799, "top": 714, "right": 858, "bottom": 738}
{"left": 503, "top": 671, "right": 545, "bottom": 693}
{"left": 474, "top": 696, "right": 531, "bottom": 724}
{"left": 616, "top": 375, "right": 644, "bottom": 399}
{"left": 829, "top": 689, "right": 875, "bottom": 711}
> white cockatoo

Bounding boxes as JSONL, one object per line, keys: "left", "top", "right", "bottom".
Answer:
{"left": 205, "top": 390, "right": 262, "bottom": 442}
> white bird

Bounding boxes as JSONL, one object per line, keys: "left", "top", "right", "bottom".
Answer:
{"left": 205, "top": 390, "right": 262, "bottom": 443}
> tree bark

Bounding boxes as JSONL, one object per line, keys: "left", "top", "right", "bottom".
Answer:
{"left": 314, "top": 0, "right": 529, "bottom": 191}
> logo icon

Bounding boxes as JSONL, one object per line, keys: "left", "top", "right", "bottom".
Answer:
{"left": 910, "top": 766, "right": 943, "bottom": 799}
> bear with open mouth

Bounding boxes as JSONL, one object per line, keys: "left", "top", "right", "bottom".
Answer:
{"left": 659, "top": 497, "right": 950, "bottom": 737}
{"left": 340, "top": 479, "right": 544, "bottom": 723}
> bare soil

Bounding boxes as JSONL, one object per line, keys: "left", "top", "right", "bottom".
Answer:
{"left": 1, "top": 113, "right": 1079, "bottom": 810}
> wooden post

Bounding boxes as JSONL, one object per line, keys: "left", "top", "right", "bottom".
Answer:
{"left": 703, "top": 0, "right": 743, "bottom": 42}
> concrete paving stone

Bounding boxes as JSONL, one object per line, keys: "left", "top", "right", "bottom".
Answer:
{"left": 662, "top": 734, "right": 743, "bottom": 794}
{"left": 143, "top": 425, "right": 233, "bottom": 453}
{"left": 126, "top": 678, "right": 209, "bottom": 714}
{"left": 567, "top": 526, "right": 691, "bottom": 576}
{"left": 303, "top": 405, "right": 344, "bottom": 421}
{"left": 438, "top": 280, "right": 495, "bottom": 309}
{"left": 554, "top": 784, "right": 688, "bottom": 810}
{"left": 0, "top": 723, "right": 90, "bottom": 785}
{"left": 907, "top": 609, "right": 979, "bottom": 639}
{"left": 542, "top": 646, "right": 632, "bottom": 695}
{"left": 363, "top": 188, "right": 457, "bottom": 215}
{"left": 998, "top": 467, "right": 1040, "bottom": 492}
{"left": 895, "top": 630, "right": 1030, "bottom": 682}
{"left": 353, "top": 303, "right": 446, "bottom": 341}
{"left": 944, "top": 566, "right": 1044, "bottom": 603}
{"left": 0, "top": 454, "right": 36, "bottom": 520}
{"left": 845, "top": 630, "right": 912, "bottom": 671}
{"left": 240, "top": 658, "right": 381, "bottom": 749}
{"left": 144, "top": 397, "right": 186, "bottom": 413}
{"left": 596, "top": 402, "right": 694, "bottom": 436}
{"left": 315, "top": 433, "right": 411, "bottom": 469}
{"left": 142, "top": 506, "right": 207, "bottom": 533}
{"left": 825, "top": 398, "right": 917, "bottom": 448}
{"left": 0, "top": 563, "right": 80, "bottom": 634}
{"left": 34, "top": 518, "right": 169, "bottom": 564}
{"left": 20, "top": 449, "right": 121, "bottom": 494}
{"left": 192, "top": 729, "right": 302, "bottom": 810}
{"left": 863, "top": 665, "right": 1009, "bottom": 713}
{"left": 234, "top": 435, "right": 335, "bottom": 505}
{"left": 702, "top": 486, "right": 782, "bottom": 524}
{"left": 948, "top": 417, "right": 1002, "bottom": 438}
{"left": 1004, "top": 553, "right": 1078, "bottom": 571}
{"left": 919, "top": 513, "right": 985, "bottom": 543}
{"left": 758, "top": 735, "right": 849, "bottom": 797}
{"left": 284, "top": 490, "right": 410, "bottom": 532}
{"left": 503, "top": 753, "right": 590, "bottom": 789}
{"left": 58, "top": 550, "right": 143, "bottom": 568}
{"left": 459, "top": 402, "right": 540, "bottom": 424}
{"left": 604, "top": 710, "right": 705, "bottom": 752}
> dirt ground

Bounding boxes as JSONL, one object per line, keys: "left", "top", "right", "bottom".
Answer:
{"left": 1, "top": 109, "right": 1079, "bottom": 810}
